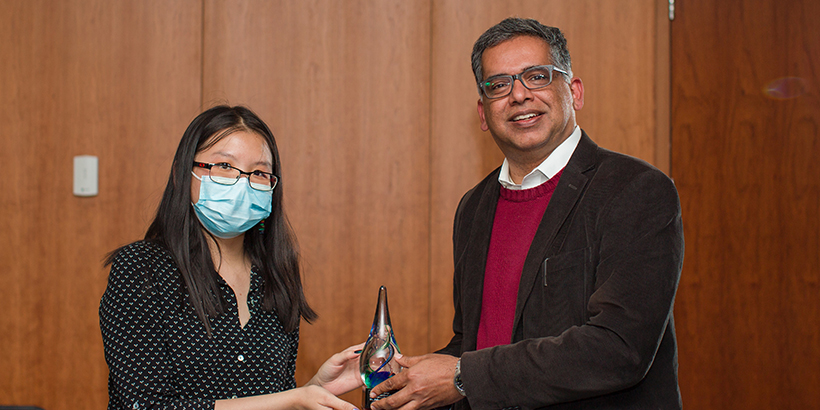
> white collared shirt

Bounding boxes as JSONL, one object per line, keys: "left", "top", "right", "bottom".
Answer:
{"left": 498, "top": 126, "right": 582, "bottom": 190}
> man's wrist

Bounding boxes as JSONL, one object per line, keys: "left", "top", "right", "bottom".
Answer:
{"left": 454, "top": 358, "right": 466, "bottom": 397}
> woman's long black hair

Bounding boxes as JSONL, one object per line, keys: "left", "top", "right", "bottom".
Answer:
{"left": 108, "top": 105, "right": 316, "bottom": 334}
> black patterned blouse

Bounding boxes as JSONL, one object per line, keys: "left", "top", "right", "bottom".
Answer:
{"left": 99, "top": 241, "right": 299, "bottom": 410}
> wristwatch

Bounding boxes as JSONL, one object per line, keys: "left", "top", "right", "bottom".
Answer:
{"left": 454, "top": 358, "right": 466, "bottom": 396}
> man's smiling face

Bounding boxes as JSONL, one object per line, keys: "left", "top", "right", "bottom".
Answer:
{"left": 477, "top": 35, "right": 584, "bottom": 167}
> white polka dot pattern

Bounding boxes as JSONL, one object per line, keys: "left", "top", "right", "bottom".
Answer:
{"left": 100, "top": 241, "right": 298, "bottom": 410}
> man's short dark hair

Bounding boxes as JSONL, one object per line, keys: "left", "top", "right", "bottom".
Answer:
{"left": 471, "top": 17, "right": 573, "bottom": 94}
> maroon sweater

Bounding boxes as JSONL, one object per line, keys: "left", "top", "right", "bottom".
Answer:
{"left": 476, "top": 169, "right": 563, "bottom": 349}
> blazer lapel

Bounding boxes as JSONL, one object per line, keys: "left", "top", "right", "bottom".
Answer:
{"left": 459, "top": 172, "right": 501, "bottom": 351}
{"left": 511, "top": 132, "right": 598, "bottom": 339}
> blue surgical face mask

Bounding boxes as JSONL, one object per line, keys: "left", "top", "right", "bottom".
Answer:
{"left": 191, "top": 172, "right": 273, "bottom": 239}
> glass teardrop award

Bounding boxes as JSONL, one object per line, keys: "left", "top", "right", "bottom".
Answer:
{"left": 360, "top": 286, "right": 401, "bottom": 409}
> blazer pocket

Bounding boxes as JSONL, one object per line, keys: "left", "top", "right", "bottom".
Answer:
{"left": 542, "top": 247, "right": 589, "bottom": 287}
{"left": 537, "top": 247, "right": 591, "bottom": 331}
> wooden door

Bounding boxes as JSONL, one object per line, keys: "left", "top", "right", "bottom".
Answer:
{"left": 671, "top": 0, "right": 820, "bottom": 408}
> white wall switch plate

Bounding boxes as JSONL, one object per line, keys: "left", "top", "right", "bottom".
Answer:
{"left": 73, "top": 155, "right": 98, "bottom": 197}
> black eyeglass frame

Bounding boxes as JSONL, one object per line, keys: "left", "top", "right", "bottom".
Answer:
{"left": 192, "top": 161, "right": 279, "bottom": 191}
{"left": 480, "top": 64, "right": 570, "bottom": 99}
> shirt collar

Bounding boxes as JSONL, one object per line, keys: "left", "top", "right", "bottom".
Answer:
{"left": 498, "top": 125, "right": 582, "bottom": 190}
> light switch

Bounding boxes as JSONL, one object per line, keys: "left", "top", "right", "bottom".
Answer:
{"left": 73, "top": 155, "right": 98, "bottom": 197}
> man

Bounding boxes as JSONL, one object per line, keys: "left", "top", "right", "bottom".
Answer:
{"left": 370, "top": 17, "right": 684, "bottom": 410}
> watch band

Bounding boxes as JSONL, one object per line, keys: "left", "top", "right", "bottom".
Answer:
{"left": 454, "top": 358, "right": 466, "bottom": 396}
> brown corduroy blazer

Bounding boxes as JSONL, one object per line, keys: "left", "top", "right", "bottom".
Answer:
{"left": 439, "top": 131, "right": 685, "bottom": 410}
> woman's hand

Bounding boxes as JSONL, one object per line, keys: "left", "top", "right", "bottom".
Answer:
{"left": 216, "top": 344, "right": 365, "bottom": 410}
{"left": 288, "top": 385, "right": 360, "bottom": 410}
{"left": 215, "top": 385, "right": 358, "bottom": 410}
{"left": 307, "top": 343, "right": 365, "bottom": 396}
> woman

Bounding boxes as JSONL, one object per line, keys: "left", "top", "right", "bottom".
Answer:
{"left": 100, "top": 105, "right": 361, "bottom": 410}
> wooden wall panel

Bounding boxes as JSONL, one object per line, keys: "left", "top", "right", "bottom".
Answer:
{"left": 201, "top": 1, "right": 432, "bottom": 399}
{"left": 672, "top": 0, "right": 820, "bottom": 408}
{"left": 0, "top": 1, "right": 202, "bottom": 408}
{"left": 429, "top": 0, "right": 667, "bottom": 350}
{"left": 0, "top": 0, "right": 671, "bottom": 407}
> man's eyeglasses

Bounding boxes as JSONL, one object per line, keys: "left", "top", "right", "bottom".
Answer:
{"left": 480, "top": 64, "right": 569, "bottom": 99}
{"left": 193, "top": 162, "right": 279, "bottom": 191}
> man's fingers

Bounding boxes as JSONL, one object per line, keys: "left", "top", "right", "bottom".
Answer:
{"left": 370, "top": 387, "right": 413, "bottom": 410}
{"left": 394, "top": 354, "right": 423, "bottom": 368}
{"left": 370, "top": 371, "right": 407, "bottom": 397}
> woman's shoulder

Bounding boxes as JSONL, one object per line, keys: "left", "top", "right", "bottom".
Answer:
{"left": 100, "top": 241, "right": 184, "bottom": 337}
{"left": 110, "top": 240, "right": 173, "bottom": 271}
{"left": 107, "top": 240, "right": 179, "bottom": 294}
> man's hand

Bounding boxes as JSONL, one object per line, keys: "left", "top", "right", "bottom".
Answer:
{"left": 369, "top": 353, "right": 463, "bottom": 410}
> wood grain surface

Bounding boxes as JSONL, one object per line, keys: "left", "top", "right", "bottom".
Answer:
{"left": 0, "top": 1, "right": 671, "bottom": 408}
{"left": 0, "top": 1, "right": 202, "bottom": 409}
